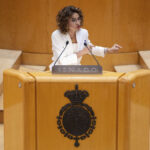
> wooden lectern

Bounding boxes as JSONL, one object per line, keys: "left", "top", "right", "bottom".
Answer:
{"left": 31, "top": 71, "right": 122, "bottom": 150}
{"left": 3, "top": 69, "right": 122, "bottom": 150}
{"left": 3, "top": 69, "right": 150, "bottom": 150}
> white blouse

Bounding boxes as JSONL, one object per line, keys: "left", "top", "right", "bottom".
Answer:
{"left": 72, "top": 43, "right": 82, "bottom": 65}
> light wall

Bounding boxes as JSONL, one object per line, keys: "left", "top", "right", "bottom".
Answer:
{"left": 0, "top": 0, "right": 150, "bottom": 53}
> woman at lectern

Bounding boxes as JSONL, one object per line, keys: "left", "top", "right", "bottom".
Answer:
{"left": 49, "top": 6, "right": 122, "bottom": 70}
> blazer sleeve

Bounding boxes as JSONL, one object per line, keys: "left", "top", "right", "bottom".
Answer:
{"left": 86, "top": 30, "right": 106, "bottom": 57}
{"left": 51, "top": 31, "right": 78, "bottom": 65}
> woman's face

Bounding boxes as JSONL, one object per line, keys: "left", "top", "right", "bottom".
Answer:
{"left": 68, "top": 13, "right": 81, "bottom": 32}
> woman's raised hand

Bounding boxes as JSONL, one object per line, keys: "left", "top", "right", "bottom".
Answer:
{"left": 107, "top": 44, "right": 122, "bottom": 53}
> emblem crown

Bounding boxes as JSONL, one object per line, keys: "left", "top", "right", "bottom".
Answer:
{"left": 64, "top": 85, "right": 89, "bottom": 104}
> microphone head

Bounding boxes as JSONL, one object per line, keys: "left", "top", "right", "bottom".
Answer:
{"left": 66, "top": 41, "right": 69, "bottom": 45}
{"left": 84, "top": 40, "right": 87, "bottom": 46}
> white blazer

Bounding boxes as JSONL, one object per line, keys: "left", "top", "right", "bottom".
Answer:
{"left": 49, "top": 28, "right": 106, "bottom": 70}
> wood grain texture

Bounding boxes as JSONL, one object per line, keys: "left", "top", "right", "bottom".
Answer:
{"left": 81, "top": 52, "right": 139, "bottom": 71}
{"left": 113, "top": 0, "right": 150, "bottom": 52}
{"left": 0, "top": 111, "right": 3, "bottom": 123}
{"left": 0, "top": 0, "right": 49, "bottom": 53}
{"left": 21, "top": 52, "right": 52, "bottom": 66}
{"left": 30, "top": 72, "right": 123, "bottom": 150}
{"left": 79, "top": 0, "right": 113, "bottom": 47}
{"left": 0, "top": 0, "right": 149, "bottom": 53}
{"left": 3, "top": 69, "right": 150, "bottom": 150}
{"left": 3, "top": 69, "right": 36, "bottom": 150}
{"left": 21, "top": 52, "right": 140, "bottom": 71}
{"left": 118, "top": 69, "right": 150, "bottom": 150}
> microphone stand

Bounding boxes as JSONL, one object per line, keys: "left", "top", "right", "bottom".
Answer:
{"left": 84, "top": 41, "right": 102, "bottom": 70}
{"left": 53, "top": 41, "right": 69, "bottom": 66}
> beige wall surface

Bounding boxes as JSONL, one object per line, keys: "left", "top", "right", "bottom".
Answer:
{"left": 0, "top": 0, "right": 150, "bottom": 53}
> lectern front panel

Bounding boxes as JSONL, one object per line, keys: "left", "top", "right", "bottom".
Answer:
{"left": 34, "top": 73, "right": 121, "bottom": 150}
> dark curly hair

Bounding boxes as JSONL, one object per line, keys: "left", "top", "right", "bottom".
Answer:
{"left": 56, "top": 6, "right": 83, "bottom": 34}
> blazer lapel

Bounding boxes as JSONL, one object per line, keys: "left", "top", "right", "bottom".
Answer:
{"left": 64, "top": 33, "right": 73, "bottom": 55}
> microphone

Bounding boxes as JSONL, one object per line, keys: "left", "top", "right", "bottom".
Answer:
{"left": 53, "top": 41, "right": 69, "bottom": 66}
{"left": 84, "top": 40, "right": 101, "bottom": 68}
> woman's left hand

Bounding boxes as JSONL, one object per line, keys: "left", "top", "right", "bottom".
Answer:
{"left": 107, "top": 44, "right": 122, "bottom": 53}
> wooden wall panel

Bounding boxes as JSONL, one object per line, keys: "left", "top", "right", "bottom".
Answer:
{"left": 0, "top": 0, "right": 150, "bottom": 54}
{"left": 0, "top": 0, "right": 80, "bottom": 53}
{"left": 81, "top": 52, "right": 139, "bottom": 71}
{"left": 143, "top": 0, "right": 150, "bottom": 50}
{"left": 20, "top": 52, "right": 139, "bottom": 71}
{"left": 0, "top": 0, "right": 52, "bottom": 53}
{"left": 79, "top": 0, "right": 113, "bottom": 47}
{"left": 113, "top": 0, "right": 150, "bottom": 52}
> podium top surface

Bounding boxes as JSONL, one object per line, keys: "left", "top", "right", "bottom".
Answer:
{"left": 29, "top": 71, "right": 124, "bottom": 83}
{"left": 4, "top": 69, "right": 150, "bottom": 83}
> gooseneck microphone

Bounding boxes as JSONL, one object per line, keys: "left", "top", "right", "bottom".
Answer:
{"left": 53, "top": 41, "right": 69, "bottom": 66}
{"left": 84, "top": 40, "right": 101, "bottom": 67}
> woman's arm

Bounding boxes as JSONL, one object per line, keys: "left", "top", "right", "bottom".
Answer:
{"left": 85, "top": 30, "right": 122, "bottom": 56}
